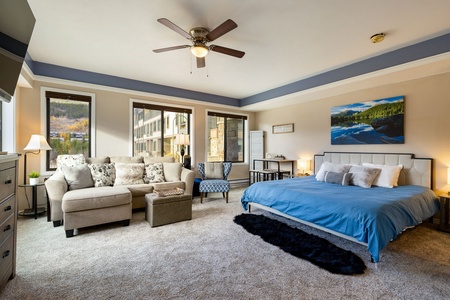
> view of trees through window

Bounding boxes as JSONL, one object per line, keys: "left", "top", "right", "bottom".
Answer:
{"left": 46, "top": 92, "right": 91, "bottom": 170}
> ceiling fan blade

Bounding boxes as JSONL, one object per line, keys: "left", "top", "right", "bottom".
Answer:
{"left": 196, "top": 57, "right": 206, "bottom": 68}
{"left": 206, "top": 19, "right": 237, "bottom": 41}
{"left": 210, "top": 45, "right": 245, "bottom": 58}
{"left": 153, "top": 45, "right": 190, "bottom": 53}
{"left": 157, "top": 18, "right": 191, "bottom": 39}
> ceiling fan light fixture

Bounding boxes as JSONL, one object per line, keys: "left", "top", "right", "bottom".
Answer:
{"left": 190, "top": 45, "right": 209, "bottom": 57}
{"left": 370, "top": 33, "right": 385, "bottom": 43}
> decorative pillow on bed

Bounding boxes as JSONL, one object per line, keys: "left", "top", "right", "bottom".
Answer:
{"left": 324, "top": 171, "right": 352, "bottom": 186}
{"left": 114, "top": 163, "right": 145, "bottom": 186}
{"left": 315, "top": 162, "right": 351, "bottom": 182}
{"left": 362, "top": 163, "right": 403, "bottom": 188}
{"left": 348, "top": 165, "right": 381, "bottom": 188}
{"left": 88, "top": 163, "right": 116, "bottom": 187}
{"left": 144, "top": 162, "right": 165, "bottom": 183}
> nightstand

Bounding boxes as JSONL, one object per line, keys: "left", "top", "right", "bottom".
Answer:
{"left": 438, "top": 193, "right": 450, "bottom": 233}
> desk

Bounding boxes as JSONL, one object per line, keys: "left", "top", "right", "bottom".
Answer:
{"left": 252, "top": 158, "right": 295, "bottom": 178}
{"left": 18, "top": 183, "right": 46, "bottom": 219}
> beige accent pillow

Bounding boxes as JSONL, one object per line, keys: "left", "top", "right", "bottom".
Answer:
{"left": 163, "top": 163, "right": 182, "bottom": 182}
{"left": 114, "top": 163, "right": 145, "bottom": 186}
{"left": 144, "top": 156, "right": 175, "bottom": 164}
{"left": 61, "top": 164, "right": 94, "bottom": 190}
{"left": 205, "top": 162, "right": 223, "bottom": 179}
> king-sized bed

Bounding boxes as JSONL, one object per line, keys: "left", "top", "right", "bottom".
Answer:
{"left": 241, "top": 152, "right": 440, "bottom": 262}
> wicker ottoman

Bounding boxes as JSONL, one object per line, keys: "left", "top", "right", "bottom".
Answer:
{"left": 145, "top": 193, "right": 192, "bottom": 227}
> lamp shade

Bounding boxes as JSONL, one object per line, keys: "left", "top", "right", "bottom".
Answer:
{"left": 24, "top": 134, "right": 52, "bottom": 151}
{"left": 174, "top": 134, "right": 190, "bottom": 146}
{"left": 448, "top": 167, "right": 450, "bottom": 185}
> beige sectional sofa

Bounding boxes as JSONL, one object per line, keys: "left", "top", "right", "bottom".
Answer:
{"left": 44, "top": 154, "right": 195, "bottom": 236}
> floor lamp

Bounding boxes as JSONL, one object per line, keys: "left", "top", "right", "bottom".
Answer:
{"left": 23, "top": 134, "right": 52, "bottom": 184}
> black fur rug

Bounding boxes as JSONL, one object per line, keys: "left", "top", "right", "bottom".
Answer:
{"left": 233, "top": 213, "right": 366, "bottom": 275}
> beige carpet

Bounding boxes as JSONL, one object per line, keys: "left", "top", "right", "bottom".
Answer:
{"left": 1, "top": 187, "right": 450, "bottom": 299}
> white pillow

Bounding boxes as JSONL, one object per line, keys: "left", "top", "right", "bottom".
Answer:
{"left": 315, "top": 162, "right": 351, "bottom": 182}
{"left": 114, "top": 163, "right": 145, "bottom": 186}
{"left": 163, "top": 162, "right": 182, "bottom": 182}
{"left": 362, "top": 163, "right": 403, "bottom": 188}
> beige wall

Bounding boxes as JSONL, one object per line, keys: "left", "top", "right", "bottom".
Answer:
{"left": 16, "top": 80, "right": 254, "bottom": 210}
{"left": 254, "top": 72, "right": 450, "bottom": 194}
{"left": 16, "top": 71, "right": 450, "bottom": 211}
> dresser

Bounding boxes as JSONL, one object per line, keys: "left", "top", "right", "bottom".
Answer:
{"left": 0, "top": 154, "right": 18, "bottom": 290}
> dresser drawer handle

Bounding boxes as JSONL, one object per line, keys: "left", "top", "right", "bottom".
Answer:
{"left": 2, "top": 250, "right": 10, "bottom": 258}
{"left": 4, "top": 179, "right": 12, "bottom": 184}
{"left": 4, "top": 206, "right": 12, "bottom": 212}
{"left": 3, "top": 224, "right": 11, "bottom": 232}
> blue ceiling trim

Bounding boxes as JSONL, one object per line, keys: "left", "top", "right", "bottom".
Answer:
{"left": 23, "top": 33, "right": 450, "bottom": 108}
{"left": 28, "top": 60, "right": 241, "bottom": 106}
{"left": 240, "top": 33, "right": 450, "bottom": 106}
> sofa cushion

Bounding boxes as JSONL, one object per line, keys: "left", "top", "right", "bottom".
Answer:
{"left": 61, "top": 164, "right": 94, "bottom": 190}
{"left": 88, "top": 163, "right": 116, "bottom": 187}
{"left": 152, "top": 181, "right": 185, "bottom": 191}
{"left": 144, "top": 156, "right": 175, "bottom": 164}
{"left": 86, "top": 156, "right": 110, "bottom": 164}
{"left": 114, "top": 163, "right": 145, "bottom": 186}
{"left": 163, "top": 163, "right": 182, "bottom": 182}
{"left": 144, "top": 163, "right": 165, "bottom": 183}
{"left": 124, "top": 184, "right": 154, "bottom": 197}
{"left": 110, "top": 156, "right": 143, "bottom": 163}
{"left": 62, "top": 186, "right": 131, "bottom": 212}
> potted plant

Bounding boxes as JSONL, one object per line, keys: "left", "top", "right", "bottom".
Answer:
{"left": 29, "top": 171, "right": 40, "bottom": 185}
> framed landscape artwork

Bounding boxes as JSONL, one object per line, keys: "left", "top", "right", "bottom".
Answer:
{"left": 331, "top": 96, "right": 404, "bottom": 145}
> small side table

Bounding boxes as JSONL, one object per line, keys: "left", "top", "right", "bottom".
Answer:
{"left": 18, "top": 183, "right": 46, "bottom": 219}
{"left": 439, "top": 193, "right": 450, "bottom": 233}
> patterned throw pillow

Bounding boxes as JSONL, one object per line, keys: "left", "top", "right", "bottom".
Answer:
{"left": 324, "top": 171, "right": 351, "bottom": 186}
{"left": 114, "top": 163, "right": 145, "bottom": 186}
{"left": 88, "top": 163, "right": 116, "bottom": 187}
{"left": 56, "top": 154, "right": 86, "bottom": 170}
{"left": 144, "top": 163, "right": 165, "bottom": 183}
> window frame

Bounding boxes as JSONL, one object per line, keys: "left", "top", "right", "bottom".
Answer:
{"left": 131, "top": 100, "right": 193, "bottom": 159}
{"left": 206, "top": 110, "right": 248, "bottom": 163}
{"left": 40, "top": 87, "right": 96, "bottom": 175}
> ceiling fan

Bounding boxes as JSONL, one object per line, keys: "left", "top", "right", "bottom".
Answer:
{"left": 153, "top": 18, "right": 245, "bottom": 68}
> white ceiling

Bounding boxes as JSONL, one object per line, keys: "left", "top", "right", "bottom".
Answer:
{"left": 25, "top": 0, "right": 450, "bottom": 110}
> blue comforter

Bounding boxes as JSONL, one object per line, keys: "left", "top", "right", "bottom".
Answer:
{"left": 241, "top": 176, "right": 439, "bottom": 262}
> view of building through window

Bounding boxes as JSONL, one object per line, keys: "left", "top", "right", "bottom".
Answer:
{"left": 133, "top": 103, "right": 190, "bottom": 162}
{"left": 46, "top": 93, "right": 91, "bottom": 170}
{"left": 207, "top": 112, "right": 246, "bottom": 163}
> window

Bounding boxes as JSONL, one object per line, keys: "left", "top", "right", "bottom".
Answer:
{"left": 133, "top": 102, "right": 191, "bottom": 161}
{"left": 45, "top": 91, "right": 93, "bottom": 170}
{"left": 207, "top": 111, "right": 246, "bottom": 163}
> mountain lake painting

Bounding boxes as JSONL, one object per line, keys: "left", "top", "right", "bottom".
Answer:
{"left": 331, "top": 96, "right": 404, "bottom": 145}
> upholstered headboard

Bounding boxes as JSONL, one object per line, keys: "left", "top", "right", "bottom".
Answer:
{"left": 314, "top": 152, "right": 433, "bottom": 188}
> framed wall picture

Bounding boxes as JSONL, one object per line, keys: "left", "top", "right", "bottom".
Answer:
{"left": 272, "top": 123, "right": 294, "bottom": 134}
{"left": 331, "top": 95, "right": 404, "bottom": 144}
